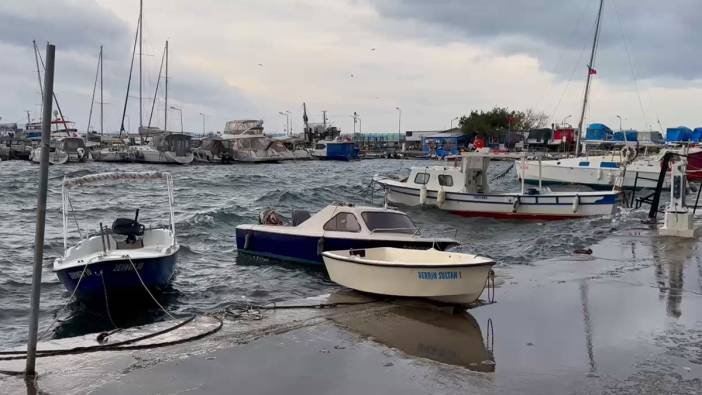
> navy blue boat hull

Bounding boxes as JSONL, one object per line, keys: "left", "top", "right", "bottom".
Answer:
{"left": 55, "top": 254, "right": 177, "bottom": 303}
{"left": 235, "top": 228, "right": 455, "bottom": 266}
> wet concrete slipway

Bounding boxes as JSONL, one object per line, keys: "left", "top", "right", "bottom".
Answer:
{"left": 2, "top": 224, "right": 702, "bottom": 394}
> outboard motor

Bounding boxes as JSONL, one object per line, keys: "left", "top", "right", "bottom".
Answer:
{"left": 112, "top": 208, "right": 145, "bottom": 244}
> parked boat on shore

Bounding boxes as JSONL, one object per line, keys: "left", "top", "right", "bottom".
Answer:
{"left": 53, "top": 171, "right": 179, "bottom": 303}
{"left": 323, "top": 247, "right": 495, "bottom": 305}
{"left": 236, "top": 203, "right": 458, "bottom": 266}
{"left": 374, "top": 153, "right": 619, "bottom": 220}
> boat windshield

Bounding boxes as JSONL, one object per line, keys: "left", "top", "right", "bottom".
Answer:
{"left": 361, "top": 211, "right": 416, "bottom": 234}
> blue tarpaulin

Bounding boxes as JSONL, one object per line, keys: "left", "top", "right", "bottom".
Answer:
{"left": 691, "top": 128, "right": 702, "bottom": 142}
{"left": 585, "top": 123, "right": 613, "bottom": 141}
{"left": 612, "top": 130, "right": 638, "bottom": 142}
{"left": 666, "top": 127, "right": 692, "bottom": 142}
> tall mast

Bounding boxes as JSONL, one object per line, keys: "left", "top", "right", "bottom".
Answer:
{"left": 139, "top": 0, "right": 143, "bottom": 130}
{"left": 164, "top": 40, "right": 168, "bottom": 132}
{"left": 32, "top": 40, "right": 44, "bottom": 115}
{"left": 87, "top": 46, "right": 100, "bottom": 135}
{"left": 119, "top": 11, "right": 140, "bottom": 135}
{"left": 147, "top": 42, "right": 166, "bottom": 127}
{"left": 100, "top": 45, "right": 103, "bottom": 135}
{"left": 575, "top": 0, "right": 604, "bottom": 156}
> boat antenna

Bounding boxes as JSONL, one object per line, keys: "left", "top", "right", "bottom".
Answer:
{"left": 119, "top": 8, "right": 141, "bottom": 135}
{"left": 87, "top": 46, "right": 101, "bottom": 136}
{"left": 35, "top": 41, "right": 69, "bottom": 132}
{"left": 148, "top": 42, "right": 166, "bottom": 128}
{"left": 575, "top": 0, "right": 604, "bottom": 156}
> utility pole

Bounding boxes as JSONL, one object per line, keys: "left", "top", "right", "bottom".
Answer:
{"left": 395, "top": 107, "right": 402, "bottom": 148}
{"left": 322, "top": 110, "right": 327, "bottom": 130}
{"left": 26, "top": 43, "right": 55, "bottom": 377}
{"left": 353, "top": 112, "right": 358, "bottom": 133}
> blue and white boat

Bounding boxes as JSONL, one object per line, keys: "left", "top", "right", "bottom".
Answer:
{"left": 53, "top": 172, "right": 179, "bottom": 303}
{"left": 235, "top": 203, "right": 458, "bottom": 266}
{"left": 311, "top": 139, "right": 358, "bottom": 161}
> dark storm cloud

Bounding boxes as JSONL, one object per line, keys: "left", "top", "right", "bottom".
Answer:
{"left": 371, "top": 0, "right": 702, "bottom": 80}
{"left": 0, "top": 0, "right": 131, "bottom": 55}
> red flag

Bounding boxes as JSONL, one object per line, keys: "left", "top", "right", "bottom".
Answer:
{"left": 588, "top": 67, "right": 597, "bottom": 75}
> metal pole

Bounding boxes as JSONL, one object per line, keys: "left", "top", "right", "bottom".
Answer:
{"left": 139, "top": 0, "right": 143, "bottom": 129}
{"left": 200, "top": 112, "right": 205, "bottom": 134}
{"left": 26, "top": 43, "right": 55, "bottom": 377}
{"left": 164, "top": 40, "right": 168, "bottom": 132}
{"left": 100, "top": 46, "right": 103, "bottom": 135}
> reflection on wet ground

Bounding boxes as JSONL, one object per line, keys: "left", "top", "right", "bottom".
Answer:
{"left": 332, "top": 305, "right": 495, "bottom": 372}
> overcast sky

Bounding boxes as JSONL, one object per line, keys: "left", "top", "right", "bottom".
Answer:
{"left": 1, "top": 0, "right": 701, "bottom": 134}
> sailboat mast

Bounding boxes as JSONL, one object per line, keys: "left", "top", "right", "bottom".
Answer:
{"left": 100, "top": 45, "right": 103, "bottom": 135}
{"left": 139, "top": 0, "right": 143, "bottom": 130}
{"left": 119, "top": 12, "right": 140, "bottom": 135}
{"left": 87, "top": 47, "right": 100, "bottom": 135}
{"left": 575, "top": 0, "right": 604, "bottom": 156}
{"left": 32, "top": 40, "right": 44, "bottom": 113}
{"left": 164, "top": 40, "right": 168, "bottom": 132}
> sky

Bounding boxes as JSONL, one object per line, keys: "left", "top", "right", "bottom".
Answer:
{"left": 1, "top": 0, "right": 701, "bottom": 134}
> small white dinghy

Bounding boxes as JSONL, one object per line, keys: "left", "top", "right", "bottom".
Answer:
{"left": 322, "top": 247, "right": 495, "bottom": 305}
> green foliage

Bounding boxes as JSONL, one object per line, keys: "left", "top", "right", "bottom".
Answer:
{"left": 458, "top": 107, "right": 548, "bottom": 137}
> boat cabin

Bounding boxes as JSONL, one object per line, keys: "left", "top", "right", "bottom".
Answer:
{"left": 406, "top": 154, "right": 491, "bottom": 194}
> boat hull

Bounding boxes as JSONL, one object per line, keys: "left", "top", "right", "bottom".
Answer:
{"left": 323, "top": 252, "right": 494, "bottom": 304}
{"left": 235, "top": 229, "right": 455, "bottom": 266}
{"left": 516, "top": 159, "right": 666, "bottom": 189}
{"left": 54, "top": 253, "right": 176, "bottom": 303}
{"left": 377, "top": 182, "right": 618, "bottom": 220}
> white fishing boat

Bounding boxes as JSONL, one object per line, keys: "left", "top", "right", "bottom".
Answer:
{"left": 30, "top": 136, "right": 90, "bottom": 165}
{"left": 133, "top": 130, "right": 194, "bottom": 165}
{"left": 374, "top": 153, "right": 620, "bottom": 220}
{"left": 323, "top": 247, "right": 495, "bottom": 304}
{"left": 516, "top": 148, "right": 667, "bottom": 189}
{"left": 221, "top": 119, "right": 294, "bottom": 163}
{"left": 53, "top": 171, "right": 179, "bottom": 303}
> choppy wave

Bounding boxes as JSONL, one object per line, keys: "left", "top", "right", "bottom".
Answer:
{"left": 0, "top": 158, "right": 641, "bottom": 347}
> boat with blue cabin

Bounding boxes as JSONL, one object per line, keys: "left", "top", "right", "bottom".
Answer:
{"left": 235, "top": 203, "right": 458, "bottom": 266}
{"left": 53, "top": 171, "right": 179, "bottom": 303}
{"left": 311, "top": 139, "right": 358, "bottom": 161}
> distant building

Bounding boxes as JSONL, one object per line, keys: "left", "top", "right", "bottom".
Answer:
{"left": 421, "top": 132, "right": 467, "bottom": 157}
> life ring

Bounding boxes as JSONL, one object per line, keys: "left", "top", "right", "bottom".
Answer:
{"left": 621, "top": 145, "right": 637, "bottom": 163}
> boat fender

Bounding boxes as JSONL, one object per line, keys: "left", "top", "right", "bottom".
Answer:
{"left": 77, "top": 147, "right": 85, "bottom": 159}
{"left": 572, "top": 195, "right": 580, "bottom": 213}
{"left": 317, "top": 237, "right": 324, "bottom": 256}
{"left": 244, "top": 232, "right": 252, "bottom": 250}
{"left": 512, "top": 196, "right": 520, "bottom": 213}
{"left": 419, "top": 184, "right": 428, "bottom": 206}
{"left": 437, "top": 187, "right": 446, "bottom": 207}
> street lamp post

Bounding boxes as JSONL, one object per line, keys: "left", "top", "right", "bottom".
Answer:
{"left": 395, "top": 107, "right": 401, "bottom": 148}
{"left": 278, "top": 111, "right": 290, "bottom": 135}
{"left": 170, "top": 106, "right": 183, "bottom": 133}
{"left": 562, "top": 114, "right": 572, "bottom": 127}
{"left": 199, "top": 112, "right": 206, "bottom": 135}
{"left": 616, "top": 115, "right": 623, "bottom": 132}
{"left": 450, "top": 116, "right": 459, "bottom": 129}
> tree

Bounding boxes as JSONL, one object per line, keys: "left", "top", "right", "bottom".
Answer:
{"left": 459, "top": 107, "right": 549, "bottom": 136}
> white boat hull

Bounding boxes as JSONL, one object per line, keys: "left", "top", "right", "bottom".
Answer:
{"left": 516, "top": 158, "right": 667, "bottom": 189}
{"left": 323, "top": 248, "right": 494, "bottom": 304}
{"left": 133, "top": 147, "right": 194, "bottom": 165}
{"left": 376, "top": 180, "right": 618, "bottom": 219}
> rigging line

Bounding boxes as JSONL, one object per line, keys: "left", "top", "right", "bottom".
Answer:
{"left": 536, "top": 0, "right": 590, "bottom": 118}
{"left": 611, "top": 0, "right": 649, "bottom": 129}
{"left": 126, "top": 255, "right": 176, "bottom": 320}
{"left": 86, "top": 48, "right": 101, "bottom": 134}
{"left": 36, "top": 45, "right": 69, "bottom": 131}
{"left": 148, "top": 43, "right": 166, "bottom": 128}
{"left": 100, "top": 270, "right": 120, "bottom": 330}
{"left": 120, "top": 13, "right": 141, "bottom": 134}
{"left": 549, "top": 4, "right": 599, "bottom": 123}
